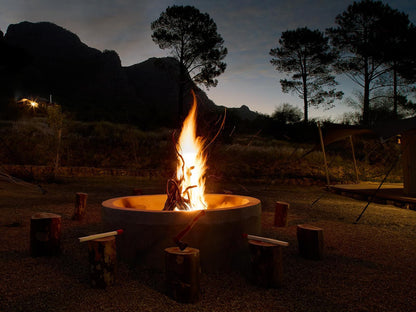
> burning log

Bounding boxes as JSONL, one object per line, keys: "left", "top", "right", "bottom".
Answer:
{"left": 274, "top": 201, "right": 289, "bottom": 227}
{"left": 297, "top": 224, "right": 324, "bottom": 260}
{"left": 72, "top": 192, "right": 88, "bottom": 220}
{"left": 248, "top": 239, "right": 283, "bottom": 288}
{"left": 30, "top": 212, "right": 61, "bottom": 257}
{"left": 88, "top": 236, "right": 117, "bottom": 288}
{"left": 165, "top": 247, "right": 201, "bottom": 303}
{"left": 163, "top": 178, "right": 197, "bottom": 211}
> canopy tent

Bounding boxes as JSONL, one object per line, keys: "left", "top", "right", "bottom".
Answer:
{"left": 318, "top": 116, "right": 416, "bottom": 197}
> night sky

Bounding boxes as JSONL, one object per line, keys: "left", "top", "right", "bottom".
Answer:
{"left": 1, "top": 0, "right": 415, "bottom": 119}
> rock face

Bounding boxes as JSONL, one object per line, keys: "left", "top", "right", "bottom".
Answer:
{"left": 2, "top": 21, "right": 252, "bottom": 127}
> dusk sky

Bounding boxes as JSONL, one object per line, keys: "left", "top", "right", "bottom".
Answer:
{"left": 1, "top": 0, "right": 415, "bottom": 120}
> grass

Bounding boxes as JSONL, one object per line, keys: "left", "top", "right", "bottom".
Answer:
{"left": 0, "top": 118, "right": 403, "bottom": 185}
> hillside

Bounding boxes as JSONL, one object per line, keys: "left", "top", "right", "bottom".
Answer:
{"left": 0, "top": 21, "right": 259, "bottom": 128}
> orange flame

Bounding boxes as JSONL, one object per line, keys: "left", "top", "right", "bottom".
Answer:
{"left": 175, "top": 92, "right": 207, "bottom": 210}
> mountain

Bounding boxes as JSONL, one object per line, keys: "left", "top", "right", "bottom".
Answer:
{"left": 1, "top": 21, "right": 259, "bottom": 128}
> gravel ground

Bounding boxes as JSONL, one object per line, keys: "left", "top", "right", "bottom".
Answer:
{"left": 1, "top": 176, "right": 415, "bottom": 312}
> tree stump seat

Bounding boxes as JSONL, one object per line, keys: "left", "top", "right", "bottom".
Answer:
{"left": 165, "top": 247, "right": 201, "bottom": 303}
{"left": 88, "top": 236, "right": 117, "bottom": 288}
{"left": 274, "top": 201, "right": 289, "bottom": 227}
{"left": 248, "top": 239, "right": 283, "bottom": 288}
{"left": 297, "top": 224, "right": 324, "bottom": 260}
{"left": 30, "top": 212, "right": 61, "bottom": 257}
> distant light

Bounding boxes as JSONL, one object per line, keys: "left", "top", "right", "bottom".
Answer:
{"left": 30, "top": 101, "right": 38, "bottom": 108}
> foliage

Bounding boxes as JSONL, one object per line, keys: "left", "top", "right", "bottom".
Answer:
{"left": 327, "top": 0, "right": 415, "bottom": 125}
{"left": 375, "top": 9, "right": 416, "bottom": 118}
{"left": 151, "top": 5, "right": 227, "bottom": 119}
{"left": 270, "top": 27, "right": 343, "bottom": 122}
{"left": 151, "top": 5, "right": 227, "bottom": 89}
{"left": 271, "top": 103, "right": 302, "bottom": 124}
{"left": 0, "top": 117, "right": 403, "bottom": 184}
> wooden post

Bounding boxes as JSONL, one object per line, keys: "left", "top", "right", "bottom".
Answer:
{"left": 317, "top": 122, "right": 330, "bottom": 185}
{"left": 72, "top": 192, "right": 88, "bottom": 220}
{"left": 297, "top": 224, "right": 324, "bottom": 260}
{"left": 248, "top": 240, "right": 283, "bottom": 288}
{"left": 349, "top": 135, "right": 360, "bottom": 184}
{"left": 165, "top": 247, "right": 200, "bottom": 303}
{"left": 30, "top": 212, "right": 61, "bottom": 257}
{"left": 88, "top": 236, "right": 117, "bottom": 288}
{"left": 402, "top": 129, "right": 416, "bottom": 196}
{"left": 274, "top": 201, "right": 289, "bottom": 227}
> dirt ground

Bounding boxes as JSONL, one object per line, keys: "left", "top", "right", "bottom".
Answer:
{"left": 0, "top": 176, "right": 415, "bottom": 312}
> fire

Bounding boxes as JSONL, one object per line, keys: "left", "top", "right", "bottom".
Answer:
{"left": 174, "top": 92, "right": 207, "bottom": 210}
{"left": 163, "top": 91, "right": 208, "bottom": 211}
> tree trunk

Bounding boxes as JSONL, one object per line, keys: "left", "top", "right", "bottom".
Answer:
{"left": 363, "top": 56, "right": 370, "bottom": 126}
{"left": 297, "top": 224, "right": 324, "bottom": 260}
{"left": 88, "top": 236, "right": 117, "bottom": 288}
{"left": 165, "top": 247, "right": 201, "bottom": 303}
{"left": 72, "top": 192, "right": 88, "bottom": 220}
{"left": 177, "top": 55, "right": 187, "bottom": 127}
{"left": 30, "top": 212, "right": 61, "bottom": 257}
{"left": 274, "top": 201, "right": 289, "bottom": 227}
{"left": 248, "top": 240, "right": 283, "bottom": 288}
{"left": 393, "top": 67, "right": 398, "bottom": 119}
{"left": 302, "top": 73, "right": 308, "bottom": 122}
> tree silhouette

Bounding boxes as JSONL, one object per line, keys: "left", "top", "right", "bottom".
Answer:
{"left": 377, "top": 15, "right": 416, "bottom": 119}
{"left": 151, "top": 5, "right": 227, "bottom": 122}
{"left": 272, "top": 103, "right": 302, "bottom": 124}
{"left": 327, "top": 0, "right": 413, "bottom": 125}
{"left": 270, "top": 27, "right": 342, "bottom": 122}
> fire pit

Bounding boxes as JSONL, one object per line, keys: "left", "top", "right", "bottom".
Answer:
{"left": 102, "top": 194, "right": 261, "bottom": 271}
{"left": 102, "top": 92, "right": 261, "bottom": 271}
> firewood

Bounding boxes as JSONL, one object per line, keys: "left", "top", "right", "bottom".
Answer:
{"left": 274, "top": 201, "right": 289, "bottom": 227}
{"left": 297, "top": 224, "right": 324, "bottom": 260}
{"left": 72, "top": 192, "right": 87, "bottom": 220}
{"left": 88, "top": 236, "right": 116, "bottom": 288}
{"left": 248, "top": 240, "right": 283, "bottom": 288}
{"left": 30, "top": 212, "right": 61, "bottom": 257}
{"left": 165, "top": 247, "right": 201, "bottom": 303}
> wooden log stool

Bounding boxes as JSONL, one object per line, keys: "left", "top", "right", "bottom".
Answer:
{"left": 72, "top": 192, "right": 88, "bottom": 220}
{"left": 248, "top": 240, "right": 283, "bottom": 288}
{"left": 30, "top": 212, "right": 61, "bottom": 257}
{"left": 297, "top": 224, "right": 324, "bottom": 260}
{"left": 165, "top": 247, "right": 201, "bottom": 303}
{"left": 274, "top": 201, "right": 289, "bottom": 227}
{"left": 88, "top": 236, "right": 117, "bottom": 288}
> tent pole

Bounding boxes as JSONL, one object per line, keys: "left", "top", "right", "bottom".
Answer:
{"left": 354, "top": 154, "right": 400, "bottom": 223}
{"left": 349, "top": 135, "right": 359, "bottom": 184}
{"left": 317, "top": 122, "right": 330, "bottom": 186}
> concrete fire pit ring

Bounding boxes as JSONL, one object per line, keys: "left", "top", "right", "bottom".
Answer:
{"left": 102, "top": 194, "right": 261, "bottom": 272}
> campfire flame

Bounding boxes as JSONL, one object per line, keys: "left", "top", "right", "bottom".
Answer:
{"left": 164, "top": 91, "right": 207, "bottom": 211}
{"left": 176, "top": 94, "right": 207, "bottom": 210}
